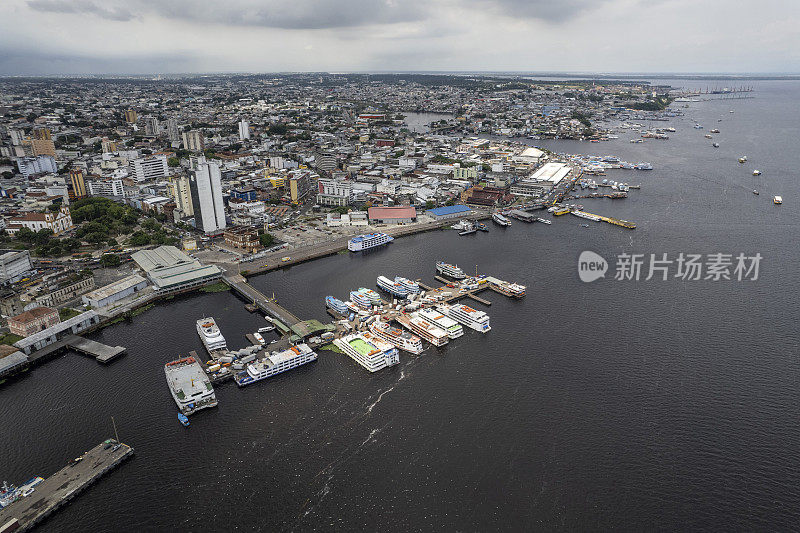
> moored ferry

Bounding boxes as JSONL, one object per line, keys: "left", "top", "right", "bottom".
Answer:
{"left": 395, "top": 313, "right": 450, "bottom": 347}
{"left": 487, "top": 277, "right": 526, "bottom": 298}
{"left": 164, "top": 356, "right": 218, "bottom": 415}
{"left": 492, "top": 213, "right": 511, "bottom": 226}
{"left": 350, "top": 287, "right": 382, "bottom": 310}
{"left": 348, "top": 232, "right": 394, "bottom": 252}
{"left": 394, "top": 276, "right": 421, "bottom": 294}
{"left": 376, "top": 275, "right": 409, "bottom": 297}
{"left": 369, "top": 319, "right": 424, "bottom": 354}
{"left": 334, "top": 332, "right": 399, "bottom": 372}
{"left": 437, "top": 303, "right": 491, "bottom": 333}
{"left": 325, "top": 296, "right": 348, "bottom": 314}
{"left": 234, "top": 344, "right": 317, "bottom": 387}
{"left": 196, "top": 317, "right": 227, "bottom": 351}
{"left": 436, "top": 261, "right": 466, "bottom": 279}
{"left": 417, "top": 307, "right": 464, "bottom": 339}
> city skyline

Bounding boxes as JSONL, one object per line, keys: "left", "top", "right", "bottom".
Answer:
{"left": 1, "top": 0, "right": 799, "bottom": 75}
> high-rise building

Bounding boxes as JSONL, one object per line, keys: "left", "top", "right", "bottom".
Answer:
{"left": 168, "top": 175, "right": 194, "bottom": 216}
{"left": 144, "top": 117, "right": 160, "bottom": 136}
{"left": 9, "top": 129, "right": 24, "bottom": 146}
{"left": 182, "top": 130, "right": 204, "bottom": 152}
{"left": 68, "top": 169, "right": 87, "bottom": 200}
{"left": 124, "top": 109, "right": 138, "bottom": 123}
{"left": 16, "top": 156, "right": 57, "bottom": 179}
{"left": 30, "top": 138, "right": 56, "bottom": 158}
{"left": 189, "top": 161, "right": 226, "bottom": 234}
{"left": 238, "top": 119, "right": 250, "bottom": 141}
{"left": 129, "top": 154, "right": 169, "bottom": 182}
{"left": 288, "top": 171, "right": 314, "bottom": 204}
{"left": 166, "top": 118, "right": 180, "bottom": 143}
{"left": 33, "top": 127, "right": 52, "bottom": 140}
{"left": 87, "top": 178, "right": 126, "bottom": 198}
{"left": 101, "top": 138, "right": 118, "bottom": 153}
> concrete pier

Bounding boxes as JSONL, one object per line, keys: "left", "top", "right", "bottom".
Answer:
{"left": 66, "top": 336, "right": 126, "bottom": 363}
{"left": 223, "top": 275, "right": 300, "bottom": 332}
{"left": 0, "top": 440, "right": 134, "bottom": 532}
{"left": 26, "top": 335, "right": 126, "bottom": 365}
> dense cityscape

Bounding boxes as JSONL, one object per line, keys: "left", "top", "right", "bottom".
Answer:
{"left": 0, "top": 1, "right": 797, "bottom": 528}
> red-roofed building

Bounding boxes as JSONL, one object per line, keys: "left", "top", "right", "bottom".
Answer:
{"left": 8, "top": 306, "right": 60, "bottom": 337}
{"left": 367, "top": 206, "right": 417, "bottom": 224}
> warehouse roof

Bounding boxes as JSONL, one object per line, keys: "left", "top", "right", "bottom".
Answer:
{"left": 367, "top": 206, "right": 417, "bottom": 220}
{"left": 425, "top": 205, "right": 471, "bottom": 216}
{"left": 83, "top": 274, "right": 148, "bottom": 302}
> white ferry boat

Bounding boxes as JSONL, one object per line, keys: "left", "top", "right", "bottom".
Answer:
{"left": 348, "top": 232, "right": 394, "bottom": 252}
{"left": 369, "top": 319, "right": 423, "bottom": 354}
{"left": 350, "top": 288, "right": 382, "bottom": 309}
{"left": 492, "top": 213, "right": 511, "bottom": 226}
{"left": 376, "top": 275, "right": 409, "bottom": 298}
{"left": 334, "top": 332, "right": 399, "bottom": 372}
{"left": 571, "top": 211, "right": 601, "bottom": 222}
{"left": 325, "top": 296, "right": 348, "bottom": 314}
{"left": 436, "top": 261, "right": 466, "bottom": 279}
{"left": 234, "top": 344, "right": 317, "bottom": 387}
{"left": 196, "top": 317, "right": 227, "bottom": 351}
{"left": 394, "top": 276, "right": 421, "bottom": 294}
{"left": 437, "top": 303, "right": 491, "bottom": 333}
{"left": 164, "top": 356, "right": 218, "bottom": 415}
{"left": 487, "top": 277, "right": 526, "bottom": 298}
{"left": 395, "top": 313, "right": 450, "bottom": 347}
{"left": 417, "top": 307, "right": 464, "bottom": 339}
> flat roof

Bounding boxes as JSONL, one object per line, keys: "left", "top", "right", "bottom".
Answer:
{"left": 529, "top": 162, "right": 571, "bottom": 184}
{"left": 83, "top": 274, "right": 148, "bottom": 302}
{"left": 367, "top": 206, "right": 417, "bottom": 219}
{"left": 426, "top": 205, "right": 471, "bottom": 216}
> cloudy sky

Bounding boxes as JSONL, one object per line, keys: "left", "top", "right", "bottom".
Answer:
{"left": 1, "top": 0, "right": 798, "bottom": 75}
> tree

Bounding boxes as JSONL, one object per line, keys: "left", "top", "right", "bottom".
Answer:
{"left": 259, "top": 233, "right": 275, "bottom": 247}
{"left": 425, "top": 200, "right": 436, "bottom": 210}
{"left": 168, "top": 157, "right": 180, "bottom": 167}
{"left": 16, "top": 227, "right": 36, "bottom": 244}
{"left": 100, "top": 254, "right": 121, "bottom": 267}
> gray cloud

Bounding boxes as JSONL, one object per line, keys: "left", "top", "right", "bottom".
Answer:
{"left": 0, "top": 46, "right": 200, "bottom": 75}
{"left": 468, "top": 0, "right": 612, "bottom": 22}
{"left": 26, "top": 0, "right": 428, "bottom": 28}
{"left": 27, "top": 0, "right": 135, "bottom": 21}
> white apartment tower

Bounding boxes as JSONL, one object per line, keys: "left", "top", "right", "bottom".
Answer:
{"left": 189, "top": 161, "right": 226, "bottom": 234}
{"left": 129, "top": 154, "right": 169, "bottom": 182}
{"left": 238, "top": 119, "right": 250, "bottom": 141}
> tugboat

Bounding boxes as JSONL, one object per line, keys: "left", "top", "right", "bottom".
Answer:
{"left": 476, "top": 223, "right": 489, "bottom": 232}
{"left": 178, "top": 413, "right": 190, "bottom": 427}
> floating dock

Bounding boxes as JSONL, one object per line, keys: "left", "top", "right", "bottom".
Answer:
{"left": 0, "top": 440, "right": 134, "bottom": 532}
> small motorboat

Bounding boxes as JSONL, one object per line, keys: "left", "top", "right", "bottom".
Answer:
{"left": 178, "top": 413, "right": 190, "bottom": 427}
{"left": 753, "top": 170, "right": 761, "bottom": 176}
{"left": 712, "top": 143, "right": 719, "bottom": 148}
{"left": 753, "top": 190, "right": 759, "bottom": 195}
